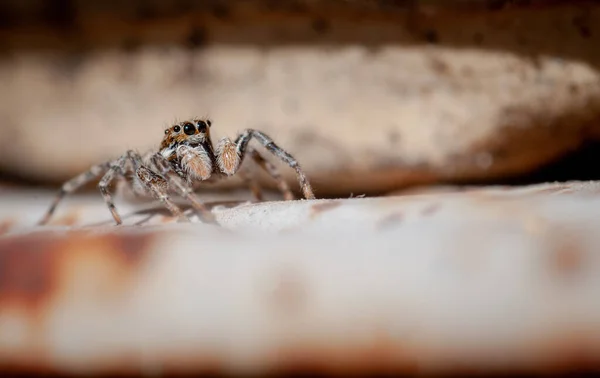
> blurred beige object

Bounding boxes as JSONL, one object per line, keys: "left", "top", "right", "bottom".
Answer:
{"left": 1, "top": 181, "right": 600, "bottom": 376}
{"left": 0, "top": 1, "right": 600, "bottom": 196}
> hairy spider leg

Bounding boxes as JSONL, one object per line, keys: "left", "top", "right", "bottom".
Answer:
{"left": 37, "top": 161, "right": 111, "bottom": 225}
{"left": 234, "top": 129, "right": 315, "bottom": 200}
{"left": 248, "top": 148, "right": 295, "bottom": 201}
{"left": 126, "top": 150, "right": 189, "bottom": 223}
{"left": 150, "top": 152, "right": 217, "bottom": 223}
{"left": 97, "top": 155, "right": 131, "bottom": 225}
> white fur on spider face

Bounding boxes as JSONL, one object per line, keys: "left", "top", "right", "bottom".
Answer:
{"left": 160, "top": 132, "right": 207, "bottom": 159}
{"left": 160, "top": 145, "right": 176, "bottom": 160}
{"left": 187, "top": 134, "right": 208, "bottom": 144}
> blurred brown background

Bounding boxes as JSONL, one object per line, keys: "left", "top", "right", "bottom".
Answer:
{"left": 0, "top": 0, "right": 599, "bottom": 198}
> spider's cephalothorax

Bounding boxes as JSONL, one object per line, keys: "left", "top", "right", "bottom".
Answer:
{"left": 38, "top": 119, "right": 316, "bottom": 226}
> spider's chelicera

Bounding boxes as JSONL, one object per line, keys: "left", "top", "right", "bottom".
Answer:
{"left": 38, "top": 119, "right": 316, "bottom": 225}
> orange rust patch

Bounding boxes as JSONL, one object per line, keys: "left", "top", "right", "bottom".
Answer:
{"left": 108, "top": 231, "right": 156, "bottom": 266}
{"left": 532, "top": 328, "right": 600, "bottom": 375}
{"left": 310, "top": 201, "right": 342, "bottom": 218}
{"left": 0, "top": 218, "right": 15, "bottom": 235}
{"left": 267, "top": 268, "right": 308, "bottom": 317}
{"left": 0, "top": 231, "right": 61, "bottom": 309}
{"left": 376, "top": 212, "right": 404, "bottom": 230}
{"left": 0, "top": 230, "right": 156, "bottom": 310}
{"left": 155, "top": 350, "right": 223, "bottom": 377}
{"left": 266, "top": 329, "right": 419, "bottom": 376}
{"left": 549, "top": 236, "right": 585, "bottom": 278}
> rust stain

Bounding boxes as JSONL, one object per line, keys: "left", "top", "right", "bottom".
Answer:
{"left": 158, "top": 354, "right": 225, "bottom": 377}
{"left": 0, "top": 231, "right": 61, "bottom": 309}
{"left": 376, "top": 212, "right": 404, "bottom": 230}
{"left": 534, "top": 328, "right": 600, "bottom": 375}
{"left": 0, "top": 230, "right": 156, "bottom": 310}
{"left": 106, "top": 231, "right": 156, "bottom": 266}
{"left": 549, "top": 236, "right": 585, "bottom": 278}
{"left": 421, "top": 203, "right": 441, "bottom": 216}
{"left": 0, "top": 229, "right": 157, "bottom": 373}
{"left": 266, "top": 329, "right": 419, "bottom": 376}
{"left": 265, "top": 326, "right": 600, "bottom": 376}
{"left": 0, "top": 218, "right": 15, "bottom": 235}
{"left": 267, "top": 268, "right": 308, "bottom": 317}
{"left": 310, "top": 201, "right": 342, "bottom": 219}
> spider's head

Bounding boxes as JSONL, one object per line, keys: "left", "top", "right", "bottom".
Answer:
{"left": 160, "top": 119, "right": 212, "bottom": 157}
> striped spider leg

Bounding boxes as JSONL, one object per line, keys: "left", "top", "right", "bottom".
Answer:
{"left": 38, "top": 150, "right": 208, "bottom": 225}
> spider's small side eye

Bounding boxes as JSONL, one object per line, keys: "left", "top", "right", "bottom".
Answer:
{"left": 183, "top": 122, "right": 196, "bottom": 135}
{"left": 197, "top": 120, "right": 208, "bottom": 132}
{"left": 164, "top": 129, "right": 169, "bottom": 135}
{"left": 173, "top": 125, "right": 181, "bottom": 133}
{"left": 207, "top": 120, "right": 212, "bottom": 127}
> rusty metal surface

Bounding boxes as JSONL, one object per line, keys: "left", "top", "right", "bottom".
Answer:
{"left": 1, "top": 182, "right": 600, "bottom": 376}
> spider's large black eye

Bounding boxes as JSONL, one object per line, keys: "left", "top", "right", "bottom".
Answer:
{"left": 197, "top": 120, "right": 208, "bottom": 133}
{"left": 183, "top": 122, "right": 196, "bottom": 135}
{"left": 173, "top": 125, "right": 181, "bottom": 133}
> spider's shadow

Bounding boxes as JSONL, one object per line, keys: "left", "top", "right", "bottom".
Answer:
{"left": 85, "top": 199, "right": 251, "bottom": 227}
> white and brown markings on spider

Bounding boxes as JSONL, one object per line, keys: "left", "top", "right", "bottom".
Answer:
{"left": 38, "top": 119, "right": 316, "bottom": 226}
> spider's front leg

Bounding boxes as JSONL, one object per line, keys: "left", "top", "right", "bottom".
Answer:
{"left": 231, "top": 130, "right": 316, "bottom": 200}
{"left": 248, "top": 148, "right": 294, "bottom": 201}
{"left": 228, "top": 147, "right": 295, "bottom": 201}
{"left": 150, "top": 152, "right": 216, "bottom": 224}
{"left": 126, "top": 151, "right": 189, "bottom": 223}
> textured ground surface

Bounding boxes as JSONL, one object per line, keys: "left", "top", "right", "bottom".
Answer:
{"left": 1, "top": 181, "right": 600, "bottom": 376}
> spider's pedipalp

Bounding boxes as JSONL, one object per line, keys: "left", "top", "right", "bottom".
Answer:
{"left": 215, "top": 137, "right": 240, "bottom": 176}
{"left": 177, "top": 144, "right": 212, "bottom": 182}
{"left": 37, "top": 161, "right": 111, "bottom": 225}
{"left": 234, "top": 129, "right": 315, "bottom": 199}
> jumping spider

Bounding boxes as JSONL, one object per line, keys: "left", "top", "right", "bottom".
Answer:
{"left": 38, "top": 119, "right": 316, "bottom": 226}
